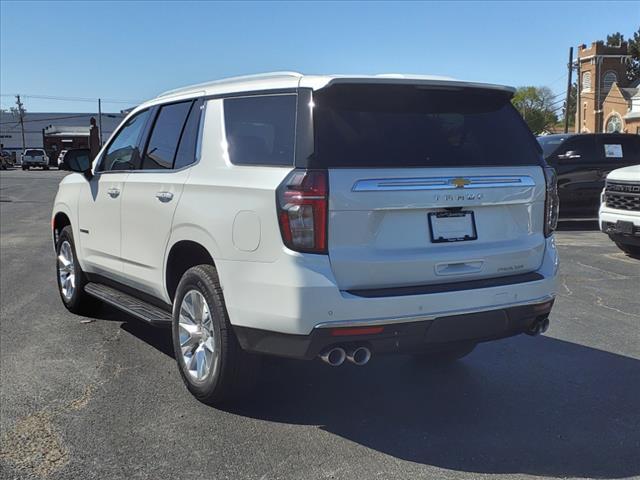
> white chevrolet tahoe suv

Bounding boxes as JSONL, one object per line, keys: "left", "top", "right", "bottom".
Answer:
{"left": 52, "top": 72, "right": 559, "bottom": 405}
{"left": 599, "top": 165, "right": 640, "bottom": 256}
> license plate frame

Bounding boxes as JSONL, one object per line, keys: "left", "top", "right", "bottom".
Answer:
{"left": 428, "top": 211, "right": 478, "bottom": 243}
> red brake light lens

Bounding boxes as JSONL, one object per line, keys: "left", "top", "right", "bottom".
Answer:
{"left": 277, "top": 169, "right": 328, "bottom": 253}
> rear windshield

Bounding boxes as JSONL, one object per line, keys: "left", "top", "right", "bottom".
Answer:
{"left": 25, "top": 150, "right": 43, "bottom": 156}
{"left": 310, "top": 84, "right": 543, "bottom": 168}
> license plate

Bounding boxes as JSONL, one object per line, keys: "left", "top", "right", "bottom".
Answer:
{"left": 616, "top": 220, "right": 634, "bottom": 235}
{"left": 428, "top": 211, "right": 477, "bottom": 243}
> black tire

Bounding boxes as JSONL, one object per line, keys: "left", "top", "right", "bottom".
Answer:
{"left": 43, "top": 166, "right": 49, "bottom": 170}
{"left": 22, "top": 166, "right": 27, "bottom": 171}
{"left": 56, "top": 226, "right": 101, "bottom": 314}
{"left": 172, "top": 265, "right": 259, "bottom": 405}
{"left": 615, "top": 242, "right": 640, "bottom": 257}
{"left": 414, "top": 343, "right": 476, "bottom": 365}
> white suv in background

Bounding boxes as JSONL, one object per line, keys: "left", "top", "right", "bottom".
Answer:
{"left": 52, "top": 73, "right": 559, "bottom": 405}
{"left": 600, "top": 165, "right": 640, "bottom": 256}
{"left": 22, "top": 148, "right": 49, "bottom": 170}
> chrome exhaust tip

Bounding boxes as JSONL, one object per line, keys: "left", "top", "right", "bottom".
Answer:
{"left": 319, "top": 347, "right": 346, "bottom": 366}
{"left": 540, "top": 317, "right": 550, "bottom": 334}
{"left": 526, "top": 316, "right": 550, "bottom": 336}
{"left": 346, "top": 346, "right": 371, "bottom": 366}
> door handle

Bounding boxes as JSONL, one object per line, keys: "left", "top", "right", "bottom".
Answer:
{"left": 155, "top": 191, "right": 174, "bottom": 203}
{"left": 107, "top": 187, "right": 120, "bottom": 198}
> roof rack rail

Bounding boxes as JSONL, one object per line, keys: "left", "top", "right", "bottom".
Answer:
{"left": 157, "top": 71, "right": 303, "bottom": 98}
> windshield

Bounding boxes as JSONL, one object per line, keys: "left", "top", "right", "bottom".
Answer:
{"left": 310, "top": 84, "right": 543, "bottom": 168}
{"left": 25, "top": 150, "right": 43, "bottom": 157}
{"left": 537, "top": 135, "right": 571, "bottom": 157}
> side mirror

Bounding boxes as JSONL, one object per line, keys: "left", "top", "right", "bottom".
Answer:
{"left": 64, "top": 149, "right": 93, "bottom": 180}
{"left": 558, "top": 150, "right": 581, "bottom": 160}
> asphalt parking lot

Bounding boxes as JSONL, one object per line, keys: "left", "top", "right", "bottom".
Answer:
{"left": 1, "top": 168, "right": 639, "bottom": 480}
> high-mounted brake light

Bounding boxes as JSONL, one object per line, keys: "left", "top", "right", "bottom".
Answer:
{"left": 276, "top": 169, "right": 328, "bottom": 253}
{"left": 544, "top": 166, "right": 559, "bottom": 237}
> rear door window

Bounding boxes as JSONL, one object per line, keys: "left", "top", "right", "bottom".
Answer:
{"left": 223, "top": 95, "right": 297, "bottom": 166}
{"left": 601, "top": 135, "right": 640, "bottom": 162}
{"left": 142, "top": 101, "right": 193, "bottom": 170}
{"left": 310, "top": 84, "right": 543, "bottom": 168}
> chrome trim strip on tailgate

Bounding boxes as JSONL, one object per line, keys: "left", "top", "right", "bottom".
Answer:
{"left": 313, "top": 294, "right": 554, "bottom": 329}
{"left": 352, "top": 175, "right": 536, "bottom": 192}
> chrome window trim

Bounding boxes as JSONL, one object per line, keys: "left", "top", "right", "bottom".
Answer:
{"left": 313, "top": 294, "right": 554, "bottom": 329}
{"left": 352, "top": 175, "right": 536, "bottom": 192}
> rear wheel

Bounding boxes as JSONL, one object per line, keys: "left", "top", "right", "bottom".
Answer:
{"left": 22, "top": 166, "right": 28, "bottom": 171}
{"left": 172, "top": 265, "right": 259, "bottom": 405}
{"left": 43, "top": 166, "right": 49, "bottom": 170}
{"left": 414, "top": 343, "right": 476, "bottom": 364}
{"left": 56, "top": 226, "right": 101, "bottom": 314}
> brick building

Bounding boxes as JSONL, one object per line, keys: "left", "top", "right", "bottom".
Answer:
{"left": 576, "top": 41, "right": 639, "bottom": 134}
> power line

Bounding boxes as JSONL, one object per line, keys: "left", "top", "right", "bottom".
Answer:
{"left": 0, "top": 113, "right": 122, "bottom": 126}
{"left": 0, "top": 93, "right": 142, "bottom": 104}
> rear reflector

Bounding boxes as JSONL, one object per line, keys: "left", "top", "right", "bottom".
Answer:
{"left": 330, "top": 326, "right": 384, "bottom": 336}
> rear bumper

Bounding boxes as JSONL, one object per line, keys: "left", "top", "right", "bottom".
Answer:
{"left": 220, "top": 236, "right": 558, "bottom": 343}
{"left": 235, "top": 296, "right": 554, "bottom": 359}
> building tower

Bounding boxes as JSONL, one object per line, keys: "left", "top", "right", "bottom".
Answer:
{"left": 576, "top": 41, "right": 630, "bottom": 133}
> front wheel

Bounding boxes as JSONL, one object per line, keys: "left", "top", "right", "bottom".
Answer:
{"left": 56, "top": 226, "right": 101, "bottom": 314}
{"left": 172, "top": 265, "right": 259, "bottom": 405}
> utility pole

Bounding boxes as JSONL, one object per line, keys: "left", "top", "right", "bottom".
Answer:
{"left": 15, "top": 95, "right": 26, "bottom": 152}
{"left": 98, "top": 98, "right": 103, "bottom": 146}
{"left": 563, "top": 47, "right": 573, "bottom": 134}
{"left": 576, "top": 55, "right": 581, "bottom": 132}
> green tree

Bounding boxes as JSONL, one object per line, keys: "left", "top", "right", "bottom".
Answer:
{"left": 512, "top": 86, "right": 558, "bottom": 135}
{"left": 604, "top": 28, "right": 640, "bottom": 82}
{"left": 606, "top": 32, "right": 624, "bottom": 46}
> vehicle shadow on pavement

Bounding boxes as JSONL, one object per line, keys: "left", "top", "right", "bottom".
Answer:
{"left": 225, "top": 336, "right": 640, "bottom": 479}
{"left": 103, "top": 306, "right": 640, "bottom": 478}
{"left": 557, "top": 220, "right": 600, "bottom": 231}
{"left": 97, "top": 305, "right": 175, "bottom": 358}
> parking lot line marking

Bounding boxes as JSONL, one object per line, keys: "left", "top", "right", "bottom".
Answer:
{"left": 595, "top": 295, "right": 640, "bottom": 318}
{"left": 576, "top": 261, "right": 630, "bottom": 280}
{"left": 603, "top": 252, "right": 640, "bottom": 265}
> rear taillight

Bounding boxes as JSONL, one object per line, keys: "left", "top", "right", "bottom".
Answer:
{"left": 276, "top": 169, "right": 328, "bottom": 253}
{"left": 544, "top": 166, "right": 559, "bottom": 237}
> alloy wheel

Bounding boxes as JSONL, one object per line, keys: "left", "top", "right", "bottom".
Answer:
{"left": 57, "top": 240, "right": 76, "bottom": 301}
{"left": 178, "top": 290, "right": 217, "bottom": 381}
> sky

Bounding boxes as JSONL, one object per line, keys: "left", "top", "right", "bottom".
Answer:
{"left": 1, "top": 1, "right": 638, "bottom": 112}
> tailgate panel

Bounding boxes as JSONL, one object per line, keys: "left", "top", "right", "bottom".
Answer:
{"left": 328, "top": 166, "right": 546, "bottom": 290}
